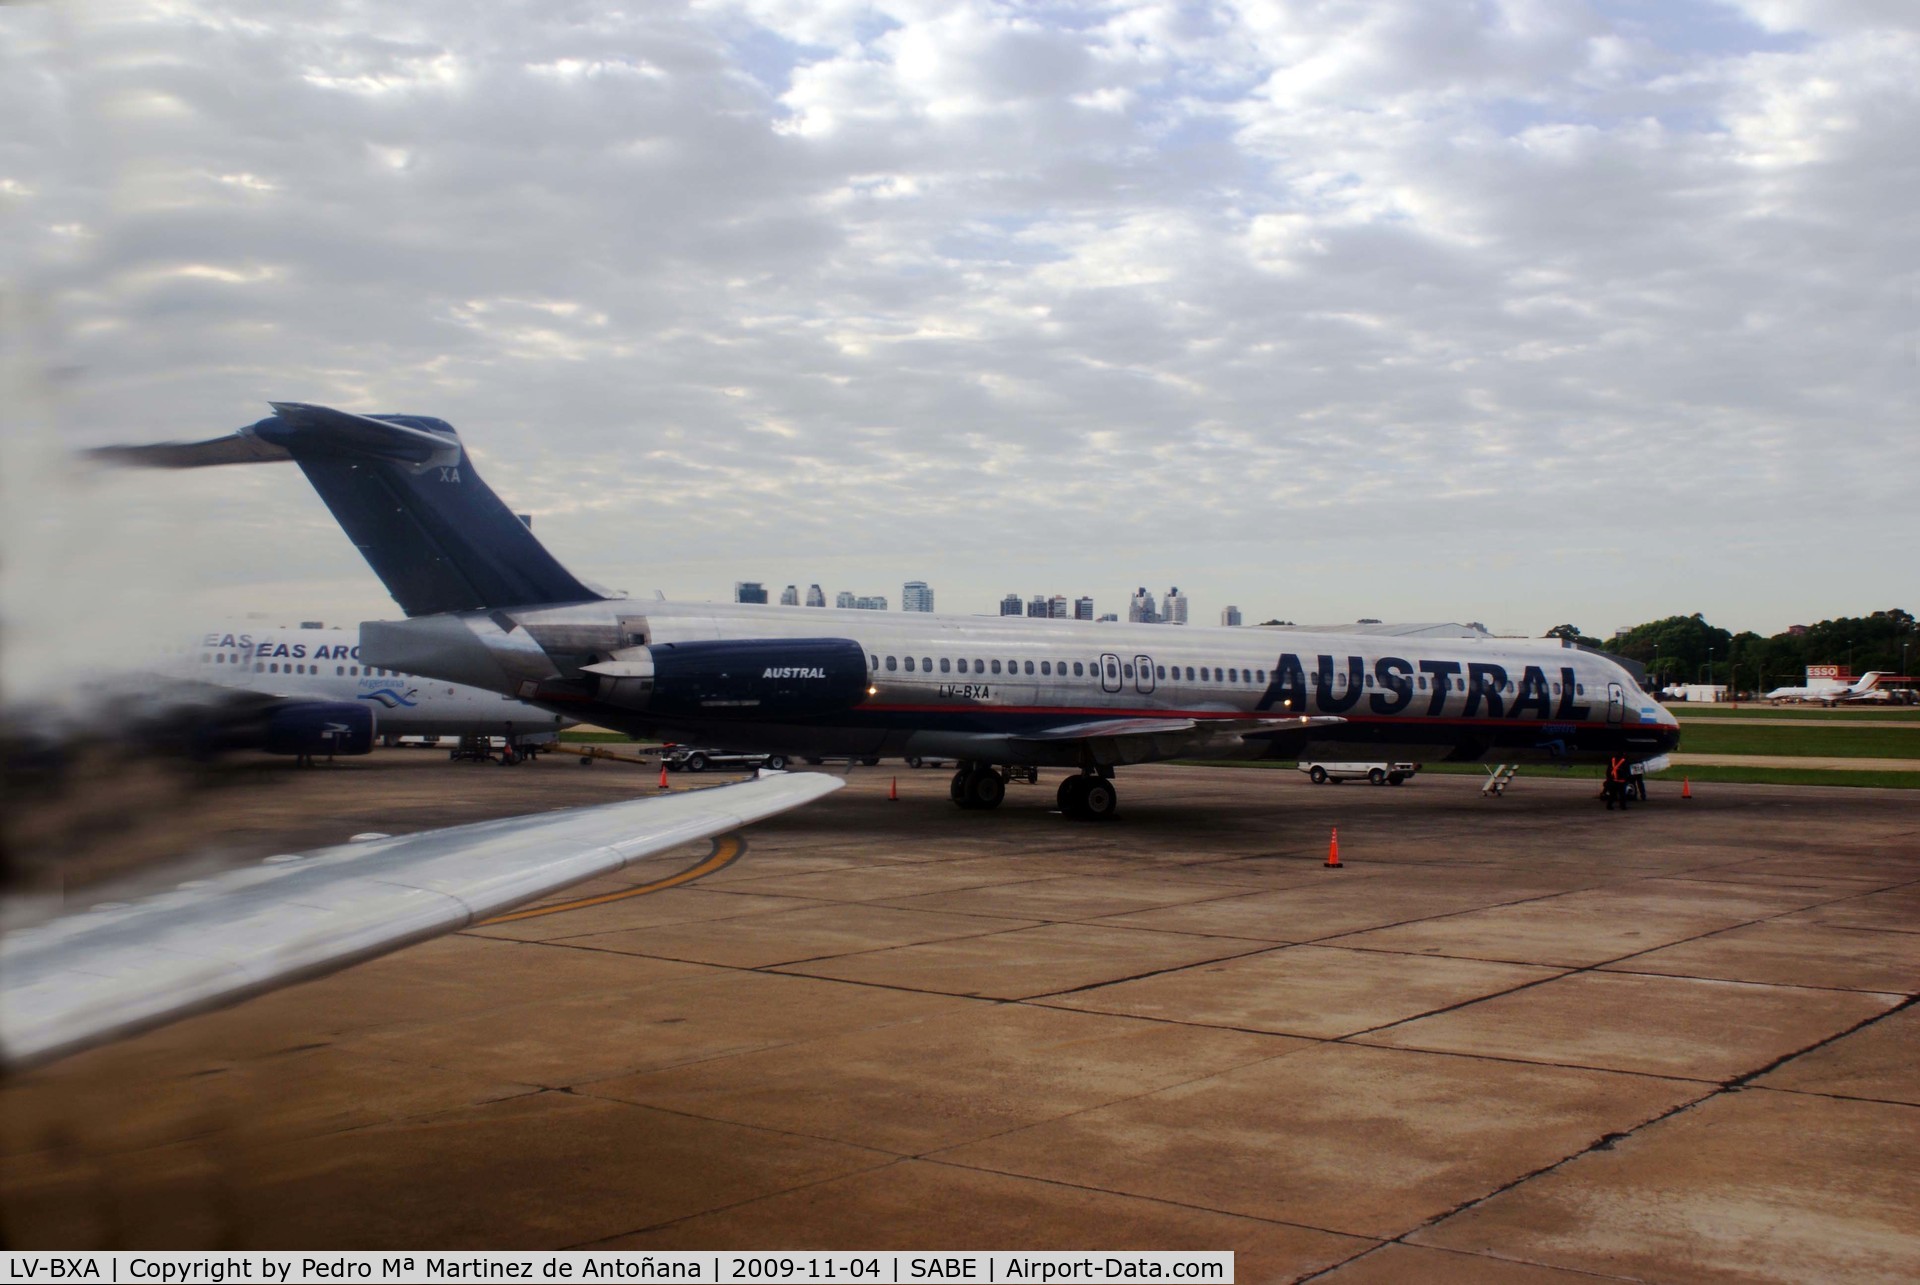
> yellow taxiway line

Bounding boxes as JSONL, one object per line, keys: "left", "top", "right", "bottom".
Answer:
{"left": 476, "top": 834, "right": 746, "bottom": 925}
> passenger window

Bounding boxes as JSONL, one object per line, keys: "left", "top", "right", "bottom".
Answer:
{"left": 1552, "top": 682, "right": 1561, "bottom": 695}
{"left": 1417, "top": 676, "right": 1427, "bottom": 691}
{"left": 989, "top": 660, "right": 1000, "bottom": 674}
{"left": 1105, "top": 660, "right": 1118, "bottom": 679}
{"left": 923, "top": 658, "right": 931, "bottom": 672}
{"left": 1364, "top": 675, "right": 1374, "bottom": 688}
{"left": 1156, "top": 665, "right": 1165, "bottom": 680}
{"left": 1040, "top": 661, "right": 1051, "bottom": 675}
{"left": 871, "top": 654, "right": 879, "bottom": 670}
{"left": 1123, "top": 663, "right": 1134, "bottom": 679}
{"left": 940, "top": 658, "right": 951, "bottom": 673}
{"left": 269, "top": 663, "right": 278, "bottom": 673}
{"left": 350, "top": 667, "right": 359, "bottom": 676}
{"left": 974, "top": 659, "right": 984, "bottom": 674}
{"left": 255, "top": 662, "right": 264, "bottom": 672}
{"left": 1024, "top": 661, "right": 1034, "bottom": 675}
{"left": 1576, "top": 683, "right": 1585, "bottom": 695}
{"left": 1255, "top": 670, "right": 1265, "bottom": 683}
{"left": 1230, "top": 668, "right": 1239, "bottom": 682}
{"left": 1310, "top": 673, "right": 1319, "bottom": 687}
{"left": 904, "top": 656, "right": 915, "bottom": 672}
{"left": 885, "top": 656, "right": 897, "bottom": 671}
{"left": 1072, "top": 662, "right": 1083, "bottom": 677}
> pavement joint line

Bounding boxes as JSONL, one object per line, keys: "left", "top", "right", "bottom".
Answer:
{"left": 908, "top": 1153, "right": 1368, "bottom": 1243}
{"left": 1299, "top": 1240, "right": 1640, "bottom": 1283}
{"left": 1322, "top": 988, "right": 1920, "bottom": 1263}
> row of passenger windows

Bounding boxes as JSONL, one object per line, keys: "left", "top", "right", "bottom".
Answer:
{"left": 198, "top": 652, "right": 401, "bottom": 678}
{"left": 864, "top": 652, "right": 1585, "bottom": 696}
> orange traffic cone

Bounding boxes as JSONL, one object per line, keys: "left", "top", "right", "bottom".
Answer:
{"left": 889, "top": 776, "right": 899, "bottom": 801}
{"left": 658, "top": 764, "right": 670, "bottom": 790}
{"left": 1325, "top": 827, "right": 1342, "bottom": 869}
{"left": 1681, "top": 777, "right": 1692, "bottom": 800}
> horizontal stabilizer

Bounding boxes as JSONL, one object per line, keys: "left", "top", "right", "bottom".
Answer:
{"left": 1, "top": 773, "right": 841, "bottom": 1071}
{"left": 88, "top": 430, "right": 292, "bottom": 469}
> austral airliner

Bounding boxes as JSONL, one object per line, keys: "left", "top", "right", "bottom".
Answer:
{"left": 96, "top": 403, "right": 1679, "bottom": 818}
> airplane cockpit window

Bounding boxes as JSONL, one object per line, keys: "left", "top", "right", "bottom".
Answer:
{"left": 885, "top": 656, "right": 898, "bottom": 671}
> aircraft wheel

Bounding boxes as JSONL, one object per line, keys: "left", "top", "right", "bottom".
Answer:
{"left": 1308, "top": 765, "right": 1328, "bottom": 784}
{"left": 1056, "top": 774, "right": 1089, "bottom": 817}
{"left": 1080, "top": 776, "right": 1118, "bottom": 820}
{"left": 968, "top": 769, "right": 1006, "bottom": 811}
{"left": 763, "top": 754, "right": 789, "bottom": 771}
{"left": 580, "top": 755, "right": 593, "bottom": 766}
{"left": 905, "top": 756, "right": 922, "bottom": 769}
{"left": 1369, "top": 768, "right": 1386, "bottom": 786}
{"left": 861, "top": 756, "right": 881, "bottom": 766}
{"left": 951, "top": 769, "right": 974, "bottom": 808}
{"left": 1388, "top": 773, "right": 1405, "bottom": 785}
{"left": 686, "top": 753, "right": 708, "bottom": 772}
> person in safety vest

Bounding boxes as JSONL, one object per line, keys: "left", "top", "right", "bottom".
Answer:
{"left": 1605, "top": 756, "right": 1631, "bottom": 810}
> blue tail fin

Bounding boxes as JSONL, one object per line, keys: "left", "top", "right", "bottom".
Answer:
{"left": 92, "top": 402, "right": 601, "bottom": 617}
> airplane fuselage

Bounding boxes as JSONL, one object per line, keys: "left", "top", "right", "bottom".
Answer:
{"left": 365, "top": 601, "right": 1681, "bottom": 768}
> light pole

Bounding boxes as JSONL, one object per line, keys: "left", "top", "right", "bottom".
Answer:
{"left": 1702, "top": 647, "right": 1714, "bottom": 686}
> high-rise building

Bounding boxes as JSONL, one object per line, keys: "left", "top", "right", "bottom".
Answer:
{"left": 855, "top": 595, "right": 888, "bottom": 611}
{"left": 1027, "top": 595, "right": 1049, "bottom": 618}
{"left": 1163, "top": 587, "right": 1188, "bottom": 626}
{"left": 1128, "top": 587, "right": 1159, "bottom": 624}
{"left": 1047, "top": 595, "right": 1069, "bottom": 619}
{"left": 1221, "top": 605, "right": 1243, "bottom": 627}
{"left": 902, "top": 581, "right": 934, "bottom": 613}
{"left": 779, "top": 584, "right": 799, "bottom": 607}
{"left": 1097, "top": 613, "right": 1119, "bottom": 623}
{"left": 735, "top": 582, "right": 768, "bottom": 605}
{"left": 1000, "top": 593, "right": 1024, "bottom": 617}
{"left": 806, "top": 584, "right": 826, "bottom": 608}
{"left": 835, "top": 591, "right": 857, "bottom": 609}
{"left": 1074, "top": 596, "right": 1094, "bottom": 621}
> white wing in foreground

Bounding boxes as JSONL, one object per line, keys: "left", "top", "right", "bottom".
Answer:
{"left": 0, "top": 773, "right": 841, "bottom": 1072}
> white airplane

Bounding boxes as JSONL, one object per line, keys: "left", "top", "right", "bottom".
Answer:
{"left": 95, "top": 402, "right": 1681, "bottom": 819}
{"left": 1764, "top": 671, "right": 1902, "bottom": 705}
{"left": 171, "top": 623, "right": 575, "bottom": 761}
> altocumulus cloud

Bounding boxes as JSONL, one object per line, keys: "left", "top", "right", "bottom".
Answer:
{"left": 3, "top": 0, "right": 1916, "bottom": 644}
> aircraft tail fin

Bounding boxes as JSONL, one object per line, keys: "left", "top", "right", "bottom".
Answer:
{"left": 89, "top": 402, "right": 601, "bottom": 617}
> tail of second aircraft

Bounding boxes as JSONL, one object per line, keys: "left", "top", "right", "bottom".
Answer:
{"left": 91, "top": 402, "right": 601, "bottom": 617}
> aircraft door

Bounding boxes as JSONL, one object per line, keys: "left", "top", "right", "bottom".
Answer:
{"left": 1133, "top": 655, "right": 1155, "bottom": 694}
{"left": 1099, "top": 653, "right": 1123, "bottom": 694}
{"left": 1607, "top": 682, "right": 1625, "bottom": 724}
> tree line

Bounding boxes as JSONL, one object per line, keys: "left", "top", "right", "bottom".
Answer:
{"left": 1543, "top": 610, "right": 1918, "bottom": 691}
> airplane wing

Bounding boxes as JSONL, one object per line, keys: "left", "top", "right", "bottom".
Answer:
{"left": 1010, "top": 715, "right": 1344, "bottom": 764}
{"left": 0, "top": 773, "right": 840, "bottom": 1072}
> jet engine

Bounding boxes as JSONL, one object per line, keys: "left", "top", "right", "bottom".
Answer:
{"left": 183, "top": 700, "right": 377, "bottom": 758}
{"left": 584, "top": 638, "right": 870, "bottom": 720}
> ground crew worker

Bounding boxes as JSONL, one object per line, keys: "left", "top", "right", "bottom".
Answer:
{"left": 1605, "top": 756, "right": 1630, "bottom": 810}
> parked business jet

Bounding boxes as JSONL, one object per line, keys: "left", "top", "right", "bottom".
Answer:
{"left": 95, "top": 403, "right": 1679, "bottom": 817}
{"left": 1765, "top": 671, "right": 1904, "bottom": 705}
{"left": 173, "top": 623, "right": 574, "bottom": 760}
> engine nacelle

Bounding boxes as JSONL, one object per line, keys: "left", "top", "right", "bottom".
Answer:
{"left": 262, "top": 701, "right": 377, "bottom": 756}
{"left": 586, "top": 638, "right": 870, "bottom": 720}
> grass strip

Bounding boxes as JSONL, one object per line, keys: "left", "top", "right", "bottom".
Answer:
{"left": 1173, "top": 759, "right": 1920, "bottom": 790}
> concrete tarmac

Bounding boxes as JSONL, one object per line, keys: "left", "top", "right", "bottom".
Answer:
{"left": 3, "top": 754, "right": 1917, "bottom": 1282}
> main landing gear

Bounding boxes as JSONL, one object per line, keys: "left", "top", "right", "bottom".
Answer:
{"left": 950, "top": 765, "right": 1007, "bottom": 810}
{"left": 1056, "top": 771, "right": 1118, "bottom": 821}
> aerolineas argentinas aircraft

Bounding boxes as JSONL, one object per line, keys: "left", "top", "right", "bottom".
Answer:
{"left": 98, "top": 403, "right": 1680, "bottom": 818}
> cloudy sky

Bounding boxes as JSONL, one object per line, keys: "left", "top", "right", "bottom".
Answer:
{"left": 5, "top": 0, "right": 1916, "bottom": 660}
